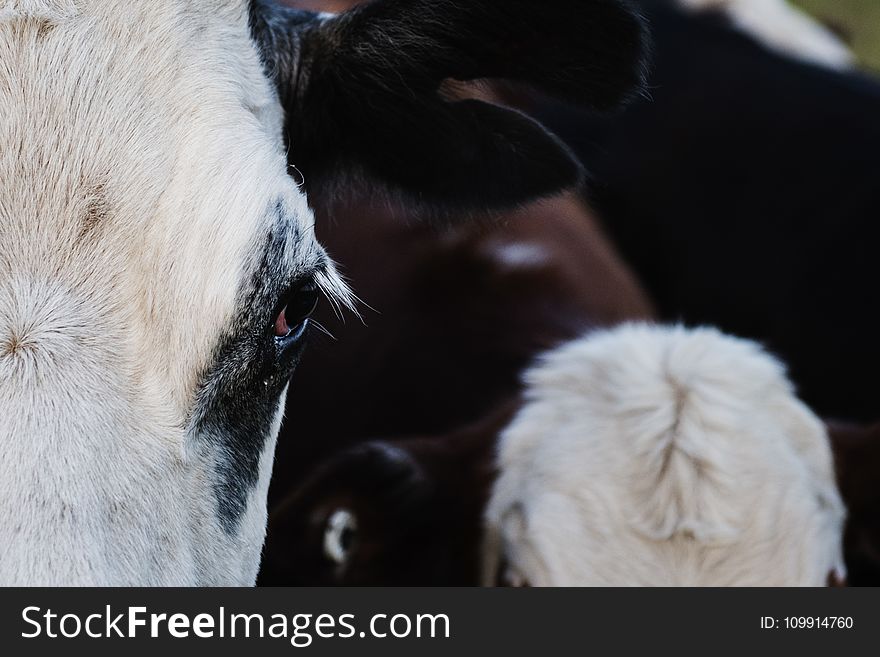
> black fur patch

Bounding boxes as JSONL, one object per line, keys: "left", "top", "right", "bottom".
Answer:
{"left": 188, "top": 203, "right": 316, "bottom": 533}
{"left": 249, "top": 0, "right": 649, "bottom": 220}
{"left": 248, "top": 0, "right": 314, "bottom": 84}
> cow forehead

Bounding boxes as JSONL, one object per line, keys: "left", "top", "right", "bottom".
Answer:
{"left": 0, "top": 0, "right": 316, "bottom": 413}
{"left": 1, "top": 0, "right": 284, "bottom": 243}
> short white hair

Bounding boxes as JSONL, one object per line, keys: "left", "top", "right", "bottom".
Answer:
{"left": 0, "top": 0, "right": 80, "bottom": 22}
{"left": 484, "top": 324, "right": 846, "bottom": 586}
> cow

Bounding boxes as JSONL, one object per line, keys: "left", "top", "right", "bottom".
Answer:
{"left": 260, "top": 404, "right": 513, "bottom": 585}
{"left": 261, "top": 324, "right": 851, "bottom": 586}
{"left": 0, "top": 0, "right": 648, "bottom": 585}
{"left": 483, "top": 325, "right": 847, "bottom": 587}
{"left": 258, "top": 178, "right": 876, "bottom": 587}
{"left": 258, "top": 191, "right": 656, "bottom": 585}
{"left": 526, "top": 0, "right": 880, "bottom": 422}
{"left": 265, "top": 193, "right": 655, "bottom": 493}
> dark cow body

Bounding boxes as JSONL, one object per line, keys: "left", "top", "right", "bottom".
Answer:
{"left": 829, "top": 423, "right": 880, "bottom": 585}
{"left": 527, "top": 0, "right": 880, "bottom": 421}
{"left": 260, "top": 193, "right": 654, "bottom": 584}
{"left": 268, "top": 193, "right": 654, "bottom": 497}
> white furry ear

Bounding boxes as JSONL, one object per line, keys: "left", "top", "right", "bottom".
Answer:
{"left": 485, "top": 324, "right": 847, "bottom": 587}
{"left": 0, "top": 0, "right": 80, "bottom": 22}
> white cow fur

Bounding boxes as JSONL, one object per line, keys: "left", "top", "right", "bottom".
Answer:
{"left": 0, "top": 0, "right": 79, "bottom": 21}
{"left": 0, "top": 0, "right": 348, "bottom": 585}
{"left": 485, "top": 325, "right": 846, "bottom": 586}
{"left": 678, "top": 0, "right": 854, "bottom": 70}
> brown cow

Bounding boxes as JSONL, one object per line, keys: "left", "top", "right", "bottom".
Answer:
{"left": 259, "top": 192, "right": 655, "bottom": 585}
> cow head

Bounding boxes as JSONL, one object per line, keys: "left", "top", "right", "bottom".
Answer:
{"left": 261, "top": 443, "right": 445, "bottom": 585}
{"left": 260, "top": 404, "right": 510, "bottom": 585}
{"left": 0, "top": 0, "right": 646, "bottom": 585}
{"left": 483, "top": 325, "right": 847, "bottom": 586}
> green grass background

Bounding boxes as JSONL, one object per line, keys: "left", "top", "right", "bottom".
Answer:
{"left": 792, "top": 0, "right": 880, "bottom": 70}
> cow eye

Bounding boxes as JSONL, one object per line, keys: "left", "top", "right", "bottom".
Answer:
{"left": 274, "top": 279, "right": 319, "bottom": 341}
{"left": 323, "top": 509, "right": 357, "bottom": 566}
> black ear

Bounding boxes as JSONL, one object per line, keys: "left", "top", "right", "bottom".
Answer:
{"left": 330, "top": 442, "right": 433, "bottom": 512}
{"left": 277, "top": 441, "right": 432, "bottom": 514}
{"left": 251, "top": 0, "right": 649, "bottom": 219}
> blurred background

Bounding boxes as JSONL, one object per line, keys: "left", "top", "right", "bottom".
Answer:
{"left": 794, "top": 0, "right": 880, "bottom": 69}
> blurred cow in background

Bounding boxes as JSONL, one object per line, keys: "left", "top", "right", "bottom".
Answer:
{"left": 263, "top": 322, "right": 853, "bottom": 587}
{"left": 529, "top": 0, "right": 880, "bottom": 423}
{"left": 260, "top": 193, "right": 655, "bottom": 585}
{"left": 484, "top": 325, "right": 846, "bottom": 587}
{"left": 287, "top": 0, "right": 876, "bottom": 427}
